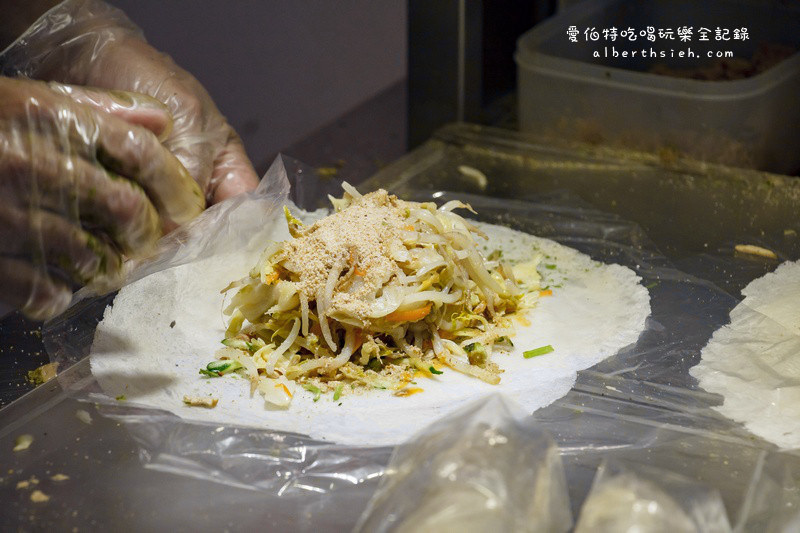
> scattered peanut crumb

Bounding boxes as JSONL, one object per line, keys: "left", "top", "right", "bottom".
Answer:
{"left": 182, "top": 395, "right": 218, "bottom": 408}
{"left": 27, "top": 362, "right": 59, "bottom": 386}
{"left": 735, "top": 244, "right": 777, "bottom": 259}
{"left": 30, "top": 490, "right": 49, "bottom": 503}
{"left": 75, "top": 410, "right": 92, "bottom": 424}
{"left": 13, "top": 434, "right": 33, "bottom": 452}
{"left": 51, "top": 474, "right": 70, "bottom": 482}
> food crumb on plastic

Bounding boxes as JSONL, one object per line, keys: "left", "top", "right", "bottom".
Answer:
{"left": 30, "top": 490, "right": 49, "bottom": 503}
{"left": 183, "top": 395, "right": 219, "bottom": 408}
{"left": 784, "top": 229, "right": 797, "bottom": 237}
{"left": 75, "top": 410, "right": 92, "bottom": 424}
{"left": 457, "top": 165, "right": 488, "bottom": 190}
{"left": 734, "top": 244, "right": 777, "bottom": 259}
{"left": 26, "top": 362, "right": 58, "bottom": 386}
{"left": 51, "top": 474, "right": 70, "bottom": 482}
{"left": 16, "top": 481, "right": 30, "bottom": 490}
{"left": 169, "top": 320, "right": 176, "bottom": 328}
{"left": 13, "top": 434, "right": 33, "bottom": 452}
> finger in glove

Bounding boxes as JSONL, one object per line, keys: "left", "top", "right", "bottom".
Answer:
{"left": 46, "top": 82, "right": 174, "bottom": 141}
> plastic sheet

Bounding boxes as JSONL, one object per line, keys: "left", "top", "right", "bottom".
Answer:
{"left": 574, "top": 459, "right": 731, "bottom": 532}
{"left": 16, "top": 137, "right": 800, "bottom": 529}
{"left": 44, "top": 155, "right": 291, "bottom": 373}
{"left": 355, "top": 395, "right": 572, "bottom": 532}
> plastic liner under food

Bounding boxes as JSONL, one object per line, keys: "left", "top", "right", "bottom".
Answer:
{"left": 354, "top": 395, "right": 572, "bottom": 533}
{"left": 574, "top": 458, "right": 731, "bottom": 532}
{"left": 30, "top": 160, "right": 800, "bottom": 529}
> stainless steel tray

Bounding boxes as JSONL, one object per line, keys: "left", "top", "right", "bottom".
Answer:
{"left": 3, "top": 125, "right": 799, "bottom": 530}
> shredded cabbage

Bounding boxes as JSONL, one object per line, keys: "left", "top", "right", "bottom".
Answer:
{"left": 213, "top": 184, "right": 542, "bottom": 406}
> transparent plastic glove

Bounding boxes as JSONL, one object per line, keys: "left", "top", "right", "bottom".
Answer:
{"left": 0, "top": 0, "right": 259, "bottom": 204}
{"left": 0, "top": 76, "right": 205, "bottom": 320}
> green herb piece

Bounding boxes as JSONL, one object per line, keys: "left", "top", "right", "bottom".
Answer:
{"left": 333, "top": 383, "right": 344, "bottom": 401}
{"left": 523, "top": 345, "right": 554, "bottom": 359}
{"left": 496, "top": 336, "right": 514, "bottom": 347}
{"left": 645, "top": 281, "right": 660, "bottom": 289}
{"left": 545, "top": 264, "right": 556, "bottom": 270}
{"left": 220, "top": 338, "right": 253, "bottom": 351}
{"left": 115, "top": 395, "right": 126, "bottom": 401}
{"left": 465, "top": 342, "right": 487, "bottom": 366}
{"left": 199, "top": 360, "right": 243, "bottom": 377}
{"left": 303, "top": 384, "right": 322, "bottom": 402}
{"left": 429, "top": 366, "right": 444, "bottom": 375}
{"left": 367, "top": 358, "right": 383, "bottom": 372}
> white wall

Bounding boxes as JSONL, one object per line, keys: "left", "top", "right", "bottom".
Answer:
{"left": 109, "top": 1, "right": 407, "bottom": 171}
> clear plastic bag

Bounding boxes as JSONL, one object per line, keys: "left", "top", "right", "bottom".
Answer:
{"left": 355, "top": 394, "right": 572, "bottom": 533}
{"left": 574, "top": 459, "right": 731, "bottom": 532}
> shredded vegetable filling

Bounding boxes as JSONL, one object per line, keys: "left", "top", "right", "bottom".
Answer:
{"left": 213, "top": 184, "right": 542, "bottom": 407}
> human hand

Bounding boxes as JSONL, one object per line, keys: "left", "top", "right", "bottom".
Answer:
{"left": 0, "top": 76, "right": 205, "bottom": 319}
{"left": 1, "top": 0, "right": 259, "bottom": 205}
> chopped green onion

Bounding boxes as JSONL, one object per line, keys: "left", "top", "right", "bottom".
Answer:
{"left": 465, "top": 342, "right": 487, "bottom": 366}
{"left": 199, "top": 360, "right": 242, "bottom": 377}
{"left": 429, "top": 366, "right": 443, "bottom": 375}
{"left": 645, "top": 281, "right": 660, "bottom": 289}
{"left": 303, "top": 384, "right": 321, "bottom": 402}
{"left": 523, "top": 345, "right": 554, "bottom": 358}
{"left": 545, "top": 264, "right": 556, "bottom": 270}
{"left": 496, "top": 336, "right": 514, "bottom": 347}
{"left": 115, "top": 395, "right": 126, "bottom": 401}
{"left": 333, "top": 383, "right": 344, "bottom": 401}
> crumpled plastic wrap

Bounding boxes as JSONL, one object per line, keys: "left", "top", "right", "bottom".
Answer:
{"left": 574, "top": 459, "right": 731, "bottom": 532}
{"left": 44, "top": 155, "right": 290, "bottom": 374}
{"left": 355, "top": 395, "right": 572, "bottom": 533}
{"left": 24, "top": 153, "right": 800, "bottom": 530}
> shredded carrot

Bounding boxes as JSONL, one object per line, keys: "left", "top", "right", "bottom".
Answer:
{"left": 354, "top": 267, "right": 366, "bottom": 277}
{"left": 405, "top": 224, "right": 415, "bottom": 231}
{"left": 394, "top": 387, "right": 424, "bottom": 397}
{"left": 264, "top": 271, "right": 280, "bottom": 285}
{"left": 385, "top": 303, "right": 432, "bottom": 323}
{"left": 539, "top": 289, "right": 552, "bottom": 297}
{"left": 276, "top": 383, "right": 293, "bottom": 398}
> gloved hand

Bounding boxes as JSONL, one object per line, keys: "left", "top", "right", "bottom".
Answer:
{"left": 0, "top": 0, "right": 259, "bottom": 205}
{"left": 0, "top": 76, "right": 205, "bottom": 320}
